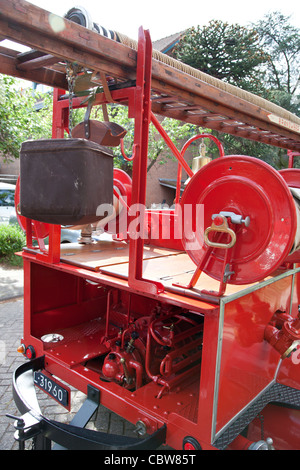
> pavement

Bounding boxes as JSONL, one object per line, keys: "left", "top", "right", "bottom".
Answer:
{"left": 0, "top": 265, "right": 23, "bottom": 302}
{"left": 0, "top": 296, "right": 26, "bottom": 449}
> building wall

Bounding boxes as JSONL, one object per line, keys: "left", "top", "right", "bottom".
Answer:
{"left": 145, "top": 149, "right": 192, "bottom": 207}
{"left": 0, "top": 155, "right": 20, "bottom": 183}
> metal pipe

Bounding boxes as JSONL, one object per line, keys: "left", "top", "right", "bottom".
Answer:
{"left": 151, "top": 113, "right": 193, "bottom": 178}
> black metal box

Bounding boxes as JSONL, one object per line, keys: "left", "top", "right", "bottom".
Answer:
{"left": 20, "top": 138, "right": 114, "bottom": 225}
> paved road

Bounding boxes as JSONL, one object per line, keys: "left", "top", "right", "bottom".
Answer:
{"left": 0, "top": 266, "right": 23, "bottom": 302}
{"left": 0, "top": 297, "right": 142, "bottom": 450}
{"left": 0, "top": 297, "right": 26, "bottom": 449}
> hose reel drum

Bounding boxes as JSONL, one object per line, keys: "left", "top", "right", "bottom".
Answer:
{"left": 180, "top": 155, "right": 300, "bottom": 285}
{"left": 64, "top": 6, "right": 120, "bottom": 41}
{"left": 64, "top": 6, "right": 94, "bottom": 30}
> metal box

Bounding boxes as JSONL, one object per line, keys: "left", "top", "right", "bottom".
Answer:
{"left": 20, "top": 138, "right": 114, "bottom": 225}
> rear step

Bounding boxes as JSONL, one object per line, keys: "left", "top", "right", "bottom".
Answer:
{"left": 9, "top": 356, "right": 167, "bottom": 450}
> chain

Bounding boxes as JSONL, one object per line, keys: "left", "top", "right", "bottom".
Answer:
{"left": 258, "top": 413, "right": 265, "bottom": 440}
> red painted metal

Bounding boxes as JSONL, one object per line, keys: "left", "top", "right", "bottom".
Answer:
{"left": 104, "top": 168, "right": 132, "bottom": 239}
{"left": 12, "top": 22, "right": 300, "bottom": 451}
{"left": 179, "top": 155, "right": 297, "bottom": 285}
{"left": 280, "top": 168, "right": 300, "bottom": 188}
{"left": 180, "top": 133, "right": 225, "bottom": 158}
{"left": 120, "top": 138, "right": 135, "bottom": 162}
{"left": 247, "top": 404, "right": 300, "bottom": 450}
{"left": 150, "top": 112, "right": 194, "bottom": 179}
{"left": 287, "top": 150, "right": 300, "bottom": 168}
{"left": 126, "top": 28, "right": 164, "bottom": 295}
{"left": 265, "top": 310, "right": 300, "bottom": 359}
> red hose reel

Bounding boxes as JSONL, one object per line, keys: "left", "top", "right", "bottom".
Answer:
{"left": 180, "top": 155, "right": 299, "bottom": 285}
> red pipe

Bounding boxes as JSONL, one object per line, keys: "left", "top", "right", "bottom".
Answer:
{"left": 105, "top": 289, "right": 113, "bottom": 338}
{"left": 129, "top": 359, "right": 143, "bottom": 389}
{"left": 151, "top": 112, "right": 193, "bottom": 178}
{"left": 174, "top": 133, "right": 224, "bottom": 204}
{"left": 120, "top": 139, "right": 136, "bottom": 162}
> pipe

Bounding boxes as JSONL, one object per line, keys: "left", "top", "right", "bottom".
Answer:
{"left": 151, "top": 113, "right": 193, "bottom": 178}
{"left": 129, "top": 359, "right": 143, "bottom": 389}
{"left": 104, "top": 289, "right": 113, "bottom": 339}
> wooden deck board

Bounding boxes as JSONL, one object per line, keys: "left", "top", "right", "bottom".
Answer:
{"left": 60, "top": 240, "right": 253, "bottom": 297}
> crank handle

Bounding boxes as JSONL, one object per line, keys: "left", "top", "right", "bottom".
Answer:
{"left": 212, "top": 211, "right": 250, "bottom": 227}
{"left": 204, "top": 215, "right": 236, "bottom": 249}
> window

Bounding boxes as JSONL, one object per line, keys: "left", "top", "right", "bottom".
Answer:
{"left": 0, "top": 189, "right": 15, "bottom": 207}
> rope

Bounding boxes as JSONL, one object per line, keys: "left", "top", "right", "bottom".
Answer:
{"left": 116, "top": 32, "right": 300, "bottom": 128}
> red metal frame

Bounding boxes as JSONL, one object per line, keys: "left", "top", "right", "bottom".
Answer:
{"left": 288, "top": 150, "right": 300, "bottom": 168}
{"left": 14, "top": 26, "right": 300, "bottom": 451}
{"left": 49, "top": 29, "right": 188, "bottom": 291}
{"left": 127, "top": 29, "right": 164, "bottom": 295}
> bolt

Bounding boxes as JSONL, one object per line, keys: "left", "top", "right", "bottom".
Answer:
{"left": 213, "top": 216, "right": 224, "bottom": 226}
{"left": 6, "top": 414, "right": 25, "bottom": 429}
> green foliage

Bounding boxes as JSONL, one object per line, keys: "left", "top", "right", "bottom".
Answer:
{"left": 217, "top": 132, "right": 288, "bottom": 169}
{"left": 1, "top": 11, "right": 299, "bottom": 174}
{"left": 0, "top": 75, "right": 53, "bottom": 160}
{"left": 253, "top": 12, "right": 300, "bottom": 116}
{"left": 173, "top": 21, "right": 268, "bottom": 92}
{"left": 172, "top": 13, "right": 300, "bottom": 167}
{"left": 0, "top": 224, "right": 26, "bottom": 266}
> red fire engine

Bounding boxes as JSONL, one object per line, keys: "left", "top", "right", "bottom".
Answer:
{"left": 1, "top": 1, "right": 300, "bottom": 450}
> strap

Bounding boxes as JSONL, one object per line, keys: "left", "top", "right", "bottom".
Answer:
{"left": 99, "top": 72, "right": 114, "bottom": 121}
{"left": 101, "top": 103, "right": 109, "bottom": 122}
{"left": 84, "top": 97, "right": 94, "bottom": 138}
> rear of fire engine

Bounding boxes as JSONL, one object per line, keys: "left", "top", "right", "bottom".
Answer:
{"left": 1, "top": 1, "right": 300, "bottom": 450}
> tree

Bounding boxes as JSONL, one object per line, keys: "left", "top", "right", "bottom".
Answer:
{"left": 173, "top": 21, "right": 268, "bottom": 93}
{"left": 111, "top": 106, "right": 199, "bottom": 173}
{"left": 0, "top": 75, "right": 52, "bottom": 161}
{"left": 172, "top": 16, "right": 300, "bottom": 168}
{"left": 253, "top": 12, "right": 300, "bottom": 116}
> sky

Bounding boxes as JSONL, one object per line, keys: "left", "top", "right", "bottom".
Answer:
{"left": 24, "top": 0, "right": 300, "bottom": 42}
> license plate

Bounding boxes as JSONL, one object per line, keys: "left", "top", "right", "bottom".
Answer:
{"left": 34, "top": 371, "right": 70, "bottom": 410}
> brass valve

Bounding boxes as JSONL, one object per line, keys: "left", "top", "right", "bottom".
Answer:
{"left": 265, "top": 309, "right": 300, "bottom": 359}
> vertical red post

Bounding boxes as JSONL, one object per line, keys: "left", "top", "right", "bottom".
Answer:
{"left": 52, "top": 88, "right": 68, "bottom": 138}
{"left": 287, "top": 150, "right": 300, "bottom": 168}
{"left": 128, "top": 28, "right": 164, "bottom": 295}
